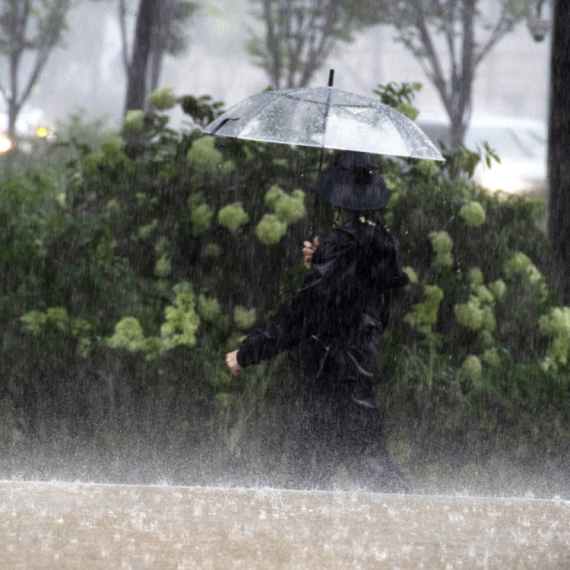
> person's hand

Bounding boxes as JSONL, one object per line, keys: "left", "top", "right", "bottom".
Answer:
{"left": 302, "top": 236, "right": 319, "bottom": 269}
{"left": 225, "top": 350, "right": 243, "bottom": 376}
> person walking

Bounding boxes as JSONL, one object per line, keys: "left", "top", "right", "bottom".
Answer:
{"left": 225, "top": 151, "right": 410, "bottom": 492}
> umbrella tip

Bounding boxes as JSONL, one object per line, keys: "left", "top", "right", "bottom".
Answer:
{"left": 328, "top": 69, "right": 334, "bottom": 87}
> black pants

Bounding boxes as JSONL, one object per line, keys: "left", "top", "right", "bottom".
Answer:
{"left": 288, "top": 344, "right": 410, "bottom": 493}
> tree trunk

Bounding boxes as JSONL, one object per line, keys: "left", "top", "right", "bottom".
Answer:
{"left": 548, "top": 0, "right": 570, "bottom": 302}
{"left": 449, "top": 105, "right": 469, "bottom": 149}
{"left": 124, "top": 0, "right": 160, "bottom": 113}
{"left": 449, "top": 0, "right": 476, "bottom": 148}
{"left": 148, "top": 0, "right": 173, "bottom": 94}
{"left": 7, "top": 101, "right": 19, "bottom": 140}
{"left": 263, "top": 0, "right": 281, "bottom": 89}
{"left": 8, "top": 18, "right": 21, "bottom": 141}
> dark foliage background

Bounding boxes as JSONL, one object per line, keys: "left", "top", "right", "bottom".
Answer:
{"left": 1, "top": 86, "right": 568, "bottom": 497}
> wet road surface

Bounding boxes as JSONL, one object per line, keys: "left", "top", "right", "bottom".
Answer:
{"left": 1, "top": 480, "right": 569, "bottom": 569}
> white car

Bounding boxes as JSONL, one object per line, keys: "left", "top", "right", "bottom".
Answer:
{"left": 418, "top": 115, "right": 547, "bottom": 195}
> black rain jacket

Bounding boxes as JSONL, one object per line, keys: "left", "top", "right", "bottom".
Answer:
{"left": 236, "top": 216, "right": 409, "bottom": 385}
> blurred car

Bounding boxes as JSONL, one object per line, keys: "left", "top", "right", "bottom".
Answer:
{"left": 0, "top": 105, "right": 49, "bottom": 153}
{"left": 418, "top": 114, "right": 547, "bottom": 195}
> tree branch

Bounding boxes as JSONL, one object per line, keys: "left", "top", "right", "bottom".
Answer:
{"left": 435, "top": 0, "right": 458, "bottom": 82}
{"left": 18, "top": 45, "right": 51, "bottom": 109}
{"left": 296, "top": 0, "right": 318, "bottom": 86}
{"left": 385, "top": 7, "right": 428, "bottom": 69}
{"left": 451, "top": 0, "right": 476, "bottom": 144}
{"left": 17, "top": 0, "right": 32, "bottom": 46}
{"left": 409, "top": 0, "right": 450, "bottom": 106}
{"left": 10, "top": 0, "right": 33, "bottom": 108}
{"left": 124, "top": 0, "right": 160, "bottom": 112}
{"left": 431, "top": 0, "right": 454, "bottom": 55}
{"left": 148, "top": 0, "right": 172, "bottom": 92}
{"left": 18, "top": 0, "right": 68, "bottom": 108}
{"left": 263, "top": 0, "right": 281, "bottom": 88}
{"left": 299, "top": 0, "right": 341, "bottom": 87}
{"left": 287, "top": 1, "right": 307, "bottom": 88}
{"left": 118, "top": 0, "right": 130, "bottom": 73}
{"left": 281, "top": 0, "right": 292, "bottom": 88}
{"left": 474, "top": 6, "right": 512, "bottom": 66}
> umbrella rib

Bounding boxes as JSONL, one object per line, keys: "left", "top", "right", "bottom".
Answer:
{"left": 225, "top": 94, "right": 282, "bottom": 139}
{"left": 210, "top": 117, "right": 239, "bottom": 135}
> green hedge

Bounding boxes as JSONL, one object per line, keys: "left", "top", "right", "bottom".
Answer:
{"left": 1, "top": 86, "right": 568, "bottom": 490}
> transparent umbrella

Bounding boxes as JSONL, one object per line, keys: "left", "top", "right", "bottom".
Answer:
{"left": 203, "top": 75, "right": 444, "bottom": 162}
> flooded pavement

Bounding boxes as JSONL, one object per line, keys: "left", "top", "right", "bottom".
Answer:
{"left": 1, "top": 480, "right": 569, "bottom": 569}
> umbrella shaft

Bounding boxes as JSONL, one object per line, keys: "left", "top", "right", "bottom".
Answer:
{"left": 311, "top": 71, "right": 334, "bottom": 238}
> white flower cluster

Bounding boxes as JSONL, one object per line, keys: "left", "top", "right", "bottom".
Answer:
{"left": 148, "top": 87, "right": 177, "bottom": 111}
{"left": 403, "top": 266, "right": 418, "bottom": 284}
{"left": 154, "top": 236, "right": 171, "bottom": 279}
{"left": 20, "top": 308, "right": 92, "bottom": 356}
{"left": 461, "top": 355, "right": 482, "bottom": 382}
{"left": 218, "top": 202, "right": 250, "bottom": 232}
{"left": 197, "top": 295, "right": 220, "bottom": 322}
{"left": 459, "top": 201, "right": 486, "bottom": 227}
{"left": 503, "top": 252, "right": 548, "bottom": 301}
{"left": 384, "top": 172, "right": 407, "bottom": 208}
{"left": 190, "top": 203, "right": 213, "bottom": 236}
{"left": 187, "top": 137, "right": 234, "bottom": 176}
{"left": 455, "top": 267, "right": 509, "bottom": 377}
{"left": 539, "top": 307, "right": 570, "bottom": 371}
{"left": 404, "top": 285, "right": 444, "bottom": 337}
{"left": 256, "top": 185, "right": 306, "bottom": 245}
{"left": 429, "top": 231, "right": 453, "bottom": 267}
{"left": 106, "top": 282, "right": 201, "bottom": 360}
{"left": 234, "top": 306, "right": 256, "bottom": 330}
{"left": 123, "top": 110, "right": 145, "bottom": 133}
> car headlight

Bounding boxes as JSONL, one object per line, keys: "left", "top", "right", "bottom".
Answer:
{"left": 476, "top": 164, "right": 526, "bottom": 194}
{"left": 0, "top": 135, "right": 12, "bottom": 153}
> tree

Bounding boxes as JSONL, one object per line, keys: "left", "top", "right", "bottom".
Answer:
{"left": 547, "top": 0, "right": 570, "bottom": 301}
{"left": 382, "top": 0, "right": 535, "bottom": 147}
{"left": 146, "top": 0, "right": 196, "bottom": 94}
{"left": 0, "top": 0, "right": 71, "bottom": 138}
{"left": 246, "top": 0, "right": 383, "bottom": 89}
{"left": 120, "top": 0, "right": 196, "bottom": 113}
{"left": 122, "top": 0, "right": 160, "bottom": 113}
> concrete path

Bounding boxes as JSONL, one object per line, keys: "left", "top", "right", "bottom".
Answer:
{"left": 1, "top": 480, "right": 569, "bottom": 569}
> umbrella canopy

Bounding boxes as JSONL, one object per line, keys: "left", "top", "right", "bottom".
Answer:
{"left": 203, "top": 86, "right": 445, "bottom": 162}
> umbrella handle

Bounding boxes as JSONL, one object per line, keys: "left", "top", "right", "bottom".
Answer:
{"left": 308, "top": 163, "right": 321, "bottom": 240}
{"left": 308, "top": 222, "right": 316, "bottom": 241}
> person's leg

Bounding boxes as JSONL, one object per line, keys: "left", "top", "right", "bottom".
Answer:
{"left": 334, "top": 337, "right": 412, "bottom": 493}
{"left": 344, "top": 399, "right": 411, "bottom": 493}
{"left": 288, "top": 341, "right": 411, "bottom": 493}
{"left": 287, "top": 388, "right": 338, "bottom": 490}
